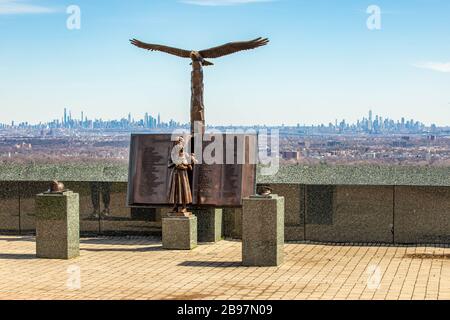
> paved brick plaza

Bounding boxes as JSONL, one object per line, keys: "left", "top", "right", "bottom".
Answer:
{"left": 1, "top": 236, "right": 450, "bottom": 300}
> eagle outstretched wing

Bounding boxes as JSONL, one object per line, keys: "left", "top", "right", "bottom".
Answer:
{"left": 199, "top": 37, "right": 269, "bottom": 59}
{"left": 129, "top": 39, "right": 191, "bottom": 58}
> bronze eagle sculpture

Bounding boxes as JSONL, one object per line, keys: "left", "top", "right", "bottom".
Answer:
{"left": 130, "top": 37, "right": 269, "bottom": 134}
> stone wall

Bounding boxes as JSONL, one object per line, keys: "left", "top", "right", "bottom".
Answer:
{"left": 304, "top": 185, "right": 393, "bottom": 243}
{"left": 0, "top": 181, "right": 161, "bottom": 236}
{"left": 0, "top": 182, "right": 19, "bottom": 233}
{"left": 394, "top": 186, "right": 450, "bottom": 244}
{"left": 1, "top": 181, "right": 450, "bottom": 244}
{"left": 268, "top": 184, "right": 305, "bottom": 241}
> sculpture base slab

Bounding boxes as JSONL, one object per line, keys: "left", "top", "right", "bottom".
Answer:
{"left": 242, "top": 195, "right": 284, "bottom": 267}
{"left": 162, "top": 215, "right": 197, "bottom": 250}
{"left": 168, "top": 211, "right": 193, "bottom": 218}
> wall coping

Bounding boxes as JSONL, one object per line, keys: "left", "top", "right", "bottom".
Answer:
{"left": 0, "top": 163, "right": 449, "bottom": 186}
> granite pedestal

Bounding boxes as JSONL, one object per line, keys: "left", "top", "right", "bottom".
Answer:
{"left": 242, "top": 195, "right": 284, "bottom": 266}
{"left": 223, "top": 207, "right": 242, "bottom": 239}
{"left": 162, "top": 215, "right": 197, "bottom": 250}
{"left": 35, "top": 191, "right": 80, "bottom": 259}
{"left": 194, "top": 208, "right": 223, "bottom": 242}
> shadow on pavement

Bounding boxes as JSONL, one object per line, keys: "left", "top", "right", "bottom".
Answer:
{"left": 81, "top": 245, "right": 163, "bottom": 253}
{"left": 0, "top": 253, "right": 36, "bottom": 260}
{"left": 178, "top": 261, "right": 243, "bottom": 268}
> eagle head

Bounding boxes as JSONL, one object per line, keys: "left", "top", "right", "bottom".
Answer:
{"left": 190, "top": 51, "right": 202, "bottom": 61}
{"left": 190, "top": 51, "right": 214, "bottom": 66}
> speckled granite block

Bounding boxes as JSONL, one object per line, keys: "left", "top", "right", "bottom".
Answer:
{"left": 194, "top": 208, "right": 223, "bottom": 243}
{"left": 395, "top": 186, "right": 450, "bottom": 244}
{"left": 222, "top": 208, "right": 234, "bottom": 238}
{"left": 0, "top": 182, "right": 19, "bottom": 232}
{"left": 20, "top": 181, "right": 51, "bottom": 233}
{"left": 266, "top": 184, "right": 305, "bottom": 241}
{"left": 222, "top": 208, "right": 242, "bottom": 239}
{"left": 3, "top": 163, "right": 450, "bottom": 187}
{"left": 35, "top": 191, "right": 80, "bottom": 259}
{"left": 232, "top": 208, "right": 242, "bottom": 239}
{"left": 155, "top": 207, "right": 172, "bottom": 222}
{"left": 257, "top": 164, "right": 450, "bottom": 187}
{"left": 242, "top": 195, "right": 284, "bottom": 266}
{"left": 162, "top": 216, "right": 197, "bottom": 250}
{"left": 305, "top": 186, "right": 393, "bottom": 243}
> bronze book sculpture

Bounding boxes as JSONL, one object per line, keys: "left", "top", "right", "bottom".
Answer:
{"left": 130, "top": 37, "right": 269, "bottom": 135}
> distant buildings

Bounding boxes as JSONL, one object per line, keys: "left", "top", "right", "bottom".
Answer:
{"left": 293, "top": 110, "right": 434, "bottom": 135}
{"left": 1, "top": 109, "right": 449, "bottom": 136}
{"left": 2, "top": 108, "right": 185, "bottom": 131}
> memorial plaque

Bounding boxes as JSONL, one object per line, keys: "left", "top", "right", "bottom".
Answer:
{"left": 193, "top": 133, "right": 257, "bottom": 206}
{"left": 127, "top": 134, "right": 173, "bottom": 206}
{"left": 127, "top": 133, "right": 257, "bottom": 208}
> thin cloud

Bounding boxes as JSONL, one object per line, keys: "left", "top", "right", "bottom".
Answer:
{"left": 414, "top": 62, "right": 450, "bottom": 73}
{"left": 0, "top": 0, "right": 56, "bottom": 15}
{"left": 180, "top": 0, "right": 274, "bottom": 6}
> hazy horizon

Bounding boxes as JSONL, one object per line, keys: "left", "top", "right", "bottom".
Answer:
{"left": 3, "top": 107, "right": 448, "bottom": 129}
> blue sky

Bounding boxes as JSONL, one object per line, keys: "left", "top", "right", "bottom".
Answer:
{"left": 1, "top": 0, "right": 450, "bottom": 126}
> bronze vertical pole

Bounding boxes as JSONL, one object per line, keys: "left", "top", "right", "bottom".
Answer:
{"left": 190, "top": 60, "right": 205, "bottom": 135}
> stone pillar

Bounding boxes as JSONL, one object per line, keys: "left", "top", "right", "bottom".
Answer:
{"left": 242, "top": 195, "right": 284, "bottom": 266}
{"left": 223, "top": 208, "right": 242, "bottom": 239}
{"left": 35, "top": 191, "right": 80, "bottom": 259}
{"left": 162, "top": 215, "right": 197, "bottom": 250}
{"left": 194, "top": 208, "right": 223, "bottom": 243}
{"left": 232, "top": 207, "right": 243, "bottom": 239}
{"left": 222, "top": 208, "right": 234, "bottom": 238}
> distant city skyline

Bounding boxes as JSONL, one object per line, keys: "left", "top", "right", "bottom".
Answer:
{"left": 2, "top": 108, "right": 185, "bottom": 131}
{"left": 1, "top": 0, "right": 450, "bottom": 125}
{"left": 1, "top": 108, "right": 448, "bottom": 135}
